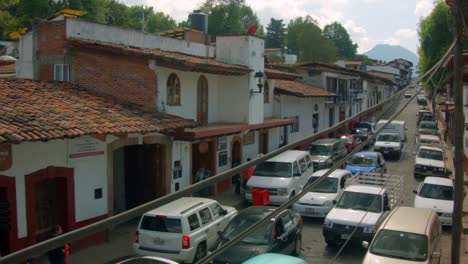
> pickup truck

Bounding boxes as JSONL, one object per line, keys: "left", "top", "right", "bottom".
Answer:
{"left": 322, "top": 172, "right": 403, "bottom": 246}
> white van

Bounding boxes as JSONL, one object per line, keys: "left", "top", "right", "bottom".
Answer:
{"left": 246, "top": 150, "right": 314, "bottom": 205}
{"left": 376, "top": 120, "right": 407, "bottom": 142}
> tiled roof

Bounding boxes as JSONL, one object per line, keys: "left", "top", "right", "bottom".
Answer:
{"left": 0, "top": 79, "right": 195, "bottom": 144}
{"left": 265, "top": 68, "right": 299, "bottom": 81}
{"left": 343, "top": 60, "right": 362, "bottom": 65}
{"left": 67, "top": 38, "right": 251, "bottom": 76}
{"left": 274, "top": 80, "right": 336, "bottom": 97}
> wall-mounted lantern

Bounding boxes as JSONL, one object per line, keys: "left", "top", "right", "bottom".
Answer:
{"left": 251, "top": 71, "right": 265, "bottom": 95}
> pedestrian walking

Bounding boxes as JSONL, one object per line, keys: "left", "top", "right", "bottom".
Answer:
{"left": 47, "top": 225, "right": 66, "bottom": 264}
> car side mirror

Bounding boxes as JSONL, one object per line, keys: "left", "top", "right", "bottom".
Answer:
{"left": 384, "top": 205, "right": 391, "bottom": 211}
{"left": 332, "top": 200, "right": 337, "bottom": 205}
{"left": 431, "top": 252, "right": 441, "bottom": 259}
{"left": 220, "top": 209, "right": 228, "bottom": 216}
{"left": 276, "top": 233, "right": 288, "bottom": 242}
{"left": 294, "top": 172, "right": 302, "bottom": 177}
{"left": 362, "top": 241, "right": 369, "bottom": 249}
{"left": 413, "top": 190, "right": 418, "bottom": 195}
{"left": 217, "top": 231, "right": 223, "bottom": 238}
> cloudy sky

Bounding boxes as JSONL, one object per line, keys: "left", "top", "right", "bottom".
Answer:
{"left": 122, "top": 0, "right": 437, "bottom": 54}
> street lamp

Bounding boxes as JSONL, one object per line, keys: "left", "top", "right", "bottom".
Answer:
{"left": 251, "top": 71, "right": 265, "bottom": 94}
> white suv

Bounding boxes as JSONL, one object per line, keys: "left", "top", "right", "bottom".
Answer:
{"left": 133, "top": 197, "right": 237, "bottom": 263}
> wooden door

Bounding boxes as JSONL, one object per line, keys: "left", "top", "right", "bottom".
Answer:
{"left": 197, "top": 76, "right": 209, "bottom": 125}
{"left": 0, "top": 188, "right": 9, "bottom": 255}
{"left": 259, "top": 130, "right": 269, "bottom": 154}
{"left": 34, "top": 179, "right": 59, "bottom": 242}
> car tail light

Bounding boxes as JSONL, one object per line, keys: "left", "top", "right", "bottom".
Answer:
{"left": 135, "top": 230, "right": 139, "bottom": 244}
{"left": 182, "top": 236, "right": 190, "bottom": 249}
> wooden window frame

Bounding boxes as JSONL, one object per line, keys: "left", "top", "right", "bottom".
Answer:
{"left": 167, "top": 73, "right": 181, "bottom": 106}
{"left": 264, "top": 81, "right": 270, "bottom": 104}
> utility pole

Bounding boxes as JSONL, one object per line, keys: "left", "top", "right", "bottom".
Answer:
{"left": 451, "top": 0, "right": 464, "bottom": 263}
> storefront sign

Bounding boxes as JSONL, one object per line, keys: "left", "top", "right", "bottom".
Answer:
{"left": 68, "top": 136, "right": 105, "bottom": 159}
{"left": 243, "top": 132, "right": 255, "bottom": 145}
{"left": 0, "top": 144, "right": 12, "bottom": 171}
{"left": 217, "top": 136, "right": 227, "bottom": 151}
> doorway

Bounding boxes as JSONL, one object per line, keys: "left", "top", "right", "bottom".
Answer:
{"left": 113, "top": 144, "right": 165, "bottom": 213}
{"left": 34, "top": 178, "right": 62, "bottom": 242}
{"left": 192, "top": 140, "right": 215, "bottom": 195}
{"left": 197, "top": 76, "right": 209, "bottom": 125}
{"left": 259, "top": 130, "right": 269, "bottom": 154}
{"left": 313, "top": 113, "right": 319, "bottom": 134}
{"left": 0, "top": 187, "right": 10, "bottom": 255}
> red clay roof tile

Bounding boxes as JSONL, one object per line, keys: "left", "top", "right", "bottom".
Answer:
{"left": 274, "top": 80, "right": 336, "bottom": 97}
{"left": 0, "top": 79, "right": 195, "bottom": 144}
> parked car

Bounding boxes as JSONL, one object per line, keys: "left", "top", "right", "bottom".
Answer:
{"left": 419, "top": 112, "right": 435, "bottom": 124}
{"left": 355, "top": 122, "right": 376, "bottom": 134}
{"left": 115, "top": 256, "right": 179, "bottom": 264}
{"left": 362, "top": 207, "right": 442, "bottom": 264}
{"left": 417, "top": 121, "right": 439, "bottom": 136}
{"left": 351, "top": 128, "right": 372, "bottom": 147}
{"left": 212, "top": 207, "right": 303, "bottom": 264}
{"left": 373, "top": 132, "right": 402, "bottom": 159}
{"left": 293, "top": 169, "right": 353, "bottom": 218}
{"left": 376, "top": 120, "right": 407, "bottom": 142}
{"left": 404, "top": 91, "right": 412, "bottom": 98}
{"left": 241, "top": 253, "right": 308, "bottom": 264}
{"left": 308, "top": 138, "right": 347, "bottom": 170}
{"left": 417, "top": 94, "right": 427, "bottom": 106}
{"left": 413, "top": 145, "right": 447, "bottom": 178}
{"left": 133, "top": 197, "right": 237, "bottom": 263}
{"left": 245, "top": 150, "right": 314, "bottom": 205}
{"left": 416, "top": 134, "right": 441, "bottom": 146}
{"left": 338, "top": 134, "right": 362, "bottom": 153}
{"left": 414, "top": 177, "right": 454, "bottom": 226}
{"left": 345, "top": 152, "right": 386, "bottom": 175}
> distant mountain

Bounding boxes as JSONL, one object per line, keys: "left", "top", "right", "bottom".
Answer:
{"left": 364, "top": 44, "right": 419, "bottom": 67}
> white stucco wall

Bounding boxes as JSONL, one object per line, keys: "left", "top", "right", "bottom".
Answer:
{"left": 16, "top": 32, "right": 34, "bottom": 79}
{"left": 216, "top": 35, "right": 264, "bottom": 124}
{"left": 170, "top": 141, "right": 191, "bottom": 192}
{"left": 279, "top": 95, "right": 327, "bottom": 143}
{"left": 2, "top": 137, "right": 107, "bottom": 238}
{"left": 66, "top": 19, "right": 215, "bottom": 57}
{"left": 263, "top": 80, "right": 274, "bottom": 118}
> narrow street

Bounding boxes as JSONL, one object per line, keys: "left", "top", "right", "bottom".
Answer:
{"left": 299, "top": 91, "right": 452, "bottom": 263}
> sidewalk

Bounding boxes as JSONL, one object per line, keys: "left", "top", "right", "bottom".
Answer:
{"left": 63, "top": 186, "right": 246, "bottom": 263}
{"left": 431, "top": 100, "right": 468, "bottom": 262}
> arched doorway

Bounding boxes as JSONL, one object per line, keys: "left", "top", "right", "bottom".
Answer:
{"left": 197, "top": 76, "right": 209, "bottom": 125}
{"left": 25, "top": 167, "right": 75, "bottom": 244}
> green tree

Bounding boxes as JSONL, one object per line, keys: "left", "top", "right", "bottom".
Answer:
{"left": 0, "top": 0, "right": 20, "bottom": 39}
{"left": 354, "top": 54, "right": 374, "bottom": 65}
{"left": 323, "top": 21, "right": 358, "bottom": 59}
{"left": 285, "top": 16, "right": 337, "bottom": 62}
{"left": 265, "top": 18, "right": 285, "bottom": 48}
{"left": 200, "top": 0, "right": 264, "bottom": 41}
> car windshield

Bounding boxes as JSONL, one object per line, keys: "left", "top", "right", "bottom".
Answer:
{"left": 377, "top": 134, "right": 400, "bottom": 142}
{"left": 418, "top": 149, "right": 443, "bottom": 160}
{"left": 222, "top": 215, "right": 271, "bottom": 244}
{"left": 419, "top": 183, "right": 454, "bottom": 201}
{"left": 336, "top": 191, "right": 382, "bottom": 213}
{"left": 356, "top": 123, "right": 372, "bottom": 130}
{"left": 419, "top": 122, "right": 437, "bottom": 129}
{"left": 308, "top": 176, "right": 339, "bottom": 193}
{"left": 339, "top": 136, "right": 352, "bottom": 143}
{"left": 370, "top": 230, "right": 428, "bottom": 261}
{"left": 254, "top": 162, "right": 292, "bottom": 178}
{"left": 349, "top": 155, "right": 377, "bottom": 167}
{"left": 309, "top": 144, "right": 332, "bottom": 156}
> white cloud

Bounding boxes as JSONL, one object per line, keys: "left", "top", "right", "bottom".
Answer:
{"left": 394, "top": 28, "right": 417, "bottom": 38}
{"left": 414, "top": 0, "right": 434, "bottom": 17}
{"left": 383, "top": 37, "right": 401, "bottom": 46}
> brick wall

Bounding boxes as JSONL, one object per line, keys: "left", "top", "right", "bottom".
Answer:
{"left": 37, "top": 21, "right": 66, "bottom": 81}
{"left": 73, "top": 48, "right": 158, "bottom": 109}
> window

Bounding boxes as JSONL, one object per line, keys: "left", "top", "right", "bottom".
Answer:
{"left": 305, "top": 155, "right": 312, "bottom": 169}
{"left": 293, "top": 161, "right": 300, "bottom": 176}
{"left": 209, "top": 203, "right": 225, "bottom": 219}
{"left": 167, "top": 73, "right": 181, "bottom": 106}
{"left": 264, "top": 81, "right": 270, "bottom": 104}
{"left": 290, "top": 116, "right": 299, "bottom": 133}
{"left": 298, "top": 157, "right": 307, "bottom": 173}
{"left": 54, "top": 64, "right": 70, "bottom": 82}
{"left": 199, "top": 208, "right": 213, "bottom": 225}
{"left": 188, "top": 213, "right": 201, "bottom": 231}
{"left": 140, "top": 215, "right": 182, "bottom": 233}
{"left": 328, "top": 108, "right": 335, "bottom": 127}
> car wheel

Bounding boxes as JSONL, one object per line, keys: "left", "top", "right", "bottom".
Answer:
{"left": 193, "top": 242, "right": 207, "bottom": 263}
{"left": 293, "top": 235, "right": 302, "bottom": 256}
